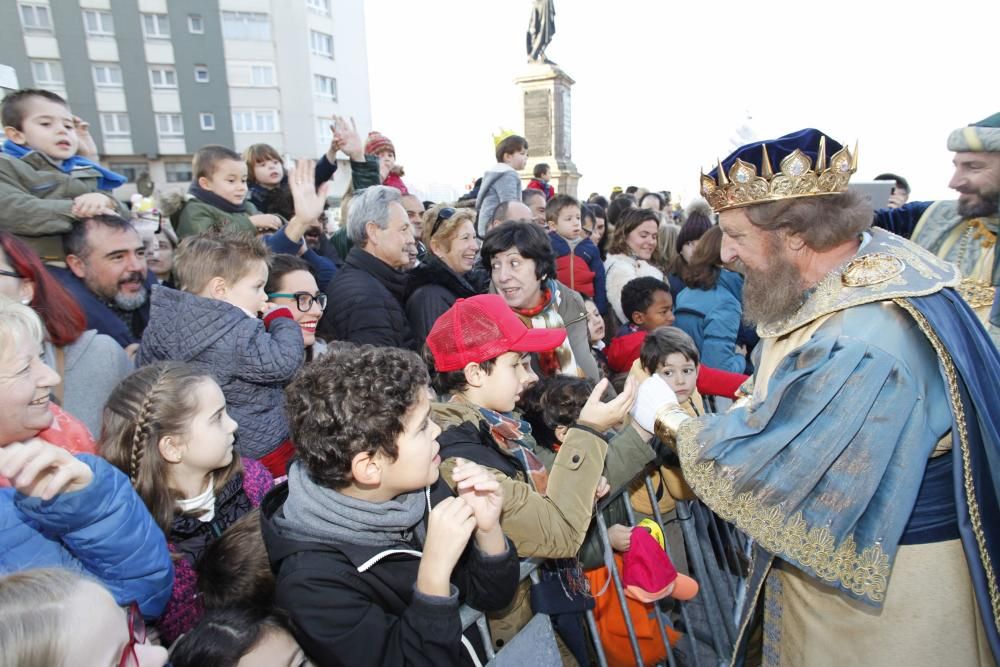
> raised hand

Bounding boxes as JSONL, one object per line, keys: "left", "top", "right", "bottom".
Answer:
{"left": 578, "top": 376, "right": 638, "bottom": 433}
{"left": 0, "top": 439, "right": 94, "bottom": 500}
{"left": 333, "top": 115, "right": 364, "bottom": 161}
{"left": 288, "top": 159, "right": 332, "bottom": 224}
{"left": 73, "top": 116, "right": 99, "bottom": 159}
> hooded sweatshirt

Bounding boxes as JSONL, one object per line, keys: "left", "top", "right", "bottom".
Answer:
{"left": 475, "top": 163, "right": 522, "bottom": 236}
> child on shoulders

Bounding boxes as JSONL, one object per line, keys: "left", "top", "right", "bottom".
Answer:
{"left": 547, "top": 194, "right": 608, "bottom": 314}
{"left": 476, "top": 134, "right": 528, "bottom": 236}
{"left": 0, "top": 89, "right": 127, "bottom": 262}
{"left": 137, "top": 232, "right": 305, "bottom": 476}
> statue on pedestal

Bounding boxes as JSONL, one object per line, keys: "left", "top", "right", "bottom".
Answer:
{"left": 526, "top": 0, "right": 556, "bottom": 63}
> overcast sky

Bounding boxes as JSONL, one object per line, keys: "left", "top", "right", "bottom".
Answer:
{"left": 364, "top": 0, "right": 999, "bottom": 205}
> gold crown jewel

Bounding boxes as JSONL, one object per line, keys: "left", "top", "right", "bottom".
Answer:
{"left": 700, "top": 137, "right": 858, "bottom": 213}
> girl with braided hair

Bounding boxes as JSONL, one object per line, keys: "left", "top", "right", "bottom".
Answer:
{"left": 99, "top": 361, "right": 274, "bottom": 644}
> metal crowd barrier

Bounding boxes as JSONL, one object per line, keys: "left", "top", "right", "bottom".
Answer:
{"left": 458, "top": 459, "right": 752, "bottom": 667}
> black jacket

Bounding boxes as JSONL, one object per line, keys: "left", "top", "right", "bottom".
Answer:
{"left": 260, "top": 483, "right": 519, "bottom": 667}
{"left": 318, "top": 246, "right": 415, "bottom": 349}
{"left": 405, "top": 255, "right": 488, "bottom": 348}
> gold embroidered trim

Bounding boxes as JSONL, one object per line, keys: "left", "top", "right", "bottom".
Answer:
{"left": 841, "top": 253, "right": 905, "bottom": 287}
{"left": 892, "top": 299, "right": 1000, "bottom": 637}
{"left": 676, "top": 419, "right": 891, "bottom": 603}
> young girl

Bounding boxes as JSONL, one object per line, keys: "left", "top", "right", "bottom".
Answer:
{"left": 245, "top": 143, "right": 296, "bottom": 220}
{"left": 99, "top": 362, "right": 274, "bottom": 644}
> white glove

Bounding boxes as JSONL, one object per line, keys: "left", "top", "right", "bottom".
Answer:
{"left": 630, "top": 374, "right": 679, "bottom": 432}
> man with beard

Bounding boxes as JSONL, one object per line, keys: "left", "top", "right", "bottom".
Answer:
{"left": 51, "top": 214, "right": 152, "bottom": 350}
{"left": 629, "top": 129, "right": 1000, "bottom": 666}
{"left": 875, "top": 113, "right": 999, "bottom": 333}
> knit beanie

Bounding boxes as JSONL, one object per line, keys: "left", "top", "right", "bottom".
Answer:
{"left": 365, "top": 131, "right": 395, "bottom": 156}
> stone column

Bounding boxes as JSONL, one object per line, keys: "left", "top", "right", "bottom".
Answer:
{"left": 515, "top": 63, "right": 581, "bottom": 197}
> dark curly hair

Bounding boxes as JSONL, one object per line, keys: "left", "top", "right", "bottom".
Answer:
{"left": 621, "top": 276, "right": 671, "bottom": 325}
{"left": 517, "top": 375, "right": 594, "bottom": 450}
{"left": 285, "top": 343, "right": 429, "bottom": 489}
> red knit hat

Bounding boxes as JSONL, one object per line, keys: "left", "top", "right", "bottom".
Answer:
{"left": 622, "top": 524, "right": 699, "bottom": 603}
{"left": 365, "top": 131, "right": 395, "bottom": 156}
{"left": 426, "top": 295, "right": 567, "bottom": 372}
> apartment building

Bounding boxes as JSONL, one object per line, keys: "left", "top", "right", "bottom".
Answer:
{"left": 0, "top": 0, "right": 371, "bottom": 195}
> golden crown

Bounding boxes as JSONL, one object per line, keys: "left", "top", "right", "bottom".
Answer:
{"left": 700, "top": 136, "right": 858, "bottom": 213}
{"left": 492, "top": 128, "right": 518, "bottom": 148}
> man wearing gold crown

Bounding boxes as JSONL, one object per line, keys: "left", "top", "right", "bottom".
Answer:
{"left": 628, "top": 129, "right": 999, "bottom": 665}
{"left": 874, "top": 113, "right": 999, "bottom": 343}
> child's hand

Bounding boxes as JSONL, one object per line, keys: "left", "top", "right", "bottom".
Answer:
{"left": 417, "top": 496, "right": 477, "bottom": 596}
{"left": 608, "top": 524, "right": 632, "bottom": 552}
{"left": 249, "top": 214, "right": 281, "bottom": 232}
{"left": 0, "top": 438, "right": 94, "bottom": 500}
{"left": 594, "top": 475, "right": 610, "bottom": 502}
{"left": 333, "top": 115, "right": 364, "bottom": 161}
{"left": 73, "top": 116, "right": 98, "bottom": 159}
{"left": 578, "top": 376, "right": 637, "bottom": 432}
{"left": 452, "top": 458, "right": 508, "bottom": 555}
{"left": 72, "top": 192, "right": 117, "bottom": 219}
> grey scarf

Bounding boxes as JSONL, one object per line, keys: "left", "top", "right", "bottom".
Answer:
{"left": 282, "top": 461, "right": 428, "bottom": 548}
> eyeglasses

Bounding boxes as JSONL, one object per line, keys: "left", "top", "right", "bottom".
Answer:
{"left": 429, "top": 207, "right": 456, "bottom": 239}
{"left": 0, "top": 268, "right": 21, "bottom": 279}
{"left": 118, "top": 602, "right": 146, "bottom": 667}
{"left": 267, "top": 291, "right": 328, "bottom": 312}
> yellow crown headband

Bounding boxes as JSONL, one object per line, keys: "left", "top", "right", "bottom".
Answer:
{"left": 492, "top": 128, "right": 518, "bottom": 148}
{"left": 700, "top": 136, "right": 858, "bottom": 213}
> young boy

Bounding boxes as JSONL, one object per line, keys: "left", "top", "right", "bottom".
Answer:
{"left": 137, "top": 232, "right": 305, "bottom": 476}
{"left": 526, "top": 162, "right": 553, "bottom": 200}
{"left": 1, "top": 89, "right": 127, "bottom": 262}
{"left": 476, "top": 134, "right": 528, "bottom": 236}
{"left": 425, "top": 294, "right": 637, "bottom": 655}
{"left": 606, "top": 276, "right": 675, "bottom": 374}
{"left": 260, "top": 343, "right": 518, "bottom": 666}
{"left": 365, "top": 130, "right": 409, "bottom": 194}
{"left": 176, "top": 145, "right": 284, "bottom": 240}
{"left": 546, "top": 194, "right": 608, "bottom": 314}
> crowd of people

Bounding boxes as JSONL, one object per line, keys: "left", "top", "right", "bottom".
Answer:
{"left": 0, "top": 85, "right": 998, "bottom": 667}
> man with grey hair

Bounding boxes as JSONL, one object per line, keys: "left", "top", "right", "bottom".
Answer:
{"left": 317, "top": 185, "right": 416, "bottom": 348}
{"left": 50, "top": 214, "right": 153, "bottom": 350}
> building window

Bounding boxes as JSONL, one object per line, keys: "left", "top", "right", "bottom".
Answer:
{"left": 149, "top": 66, "right": 177, "bottom": 89}
{"left": 313, "top": 75, "right": 337, "bottom": 101}
{"left": 155, "top": 114, "right": 184, "bottom": 137}
{"left": 187, "top": 14, "right": 203, "bottom": 34}
{"left": 221, "top": 11, "right": 271, "bottom": 41}
{"left": 141, "top": 13, "right": 170, "bottom": 39}
{"left": 18, "top": 4, "right": 52, "bottom": 32}
{"left": 306, "top": 0, "right": 331, "bottom": 15}
{"left": 194, "top": 66, "right": 210, "bottom": 83}
{"left": 250, "top": 64, "right": 275, "bottom": 87}
{"left": 109, "top": 162, "right": 146, "bottom": 183}
{"left": 165, "top": 162, "right": 193, "bottom": 183}
{"left": 199, "top": 112, "right": 215, "bottom": 130}
{"left": 31, "top": 60, "right": 63, "bottom": 86}
{"left": 310, "top": 31, "right": 334, "bottom": 59}
{"left": 92, "top": 64, "right": 123, "bottom": 88}
{"left": 100, "top": 113, "right": 130, "bottom": 138}
{"left": 232, "top": 109, "right": 279, "bottom": 133}
{"left": 83, "top": 10, "right": 114, "bottom": 36}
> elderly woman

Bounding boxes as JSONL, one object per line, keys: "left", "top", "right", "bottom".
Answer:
{"left": 406, "top": 205, "right": 488, "bottom": 346}
{"left": 266, "top": 254, "right": 329, "bottom": 361}
{"left": 480, "top": 221, "right": 599, "bottom": 379}
{"left": 0, "top": 299, "right": 172, "bottom": 617}
{"left": 603, "top": 207, "right": 663, "bottom": 324}
{"left": 0, "top": 231, "right": 130, "bottom": 437}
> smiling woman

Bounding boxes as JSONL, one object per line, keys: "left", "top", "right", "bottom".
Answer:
{"left": 405, "top": 205, "right": 488, "bottom": 348}
{"left": 604, "top": 208, "right": 664, "bottom": 324}
{"left": 266, "top": 254, "right": 328, "bottom": 360}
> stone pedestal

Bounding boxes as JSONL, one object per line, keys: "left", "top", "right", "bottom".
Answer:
{"left": 515, "top": 63, "right": 581, "bottom": 197}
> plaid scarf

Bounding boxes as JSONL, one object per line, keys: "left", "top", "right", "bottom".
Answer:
{"left": 511, "top": 280, "right": 581, "bottom": 377}
{"left": 468, "top": 400, "right": 550, "bottom": 496}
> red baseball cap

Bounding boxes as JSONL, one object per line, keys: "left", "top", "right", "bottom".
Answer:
{"left": 427, "top": 295, "right": 567, "bottom": 372}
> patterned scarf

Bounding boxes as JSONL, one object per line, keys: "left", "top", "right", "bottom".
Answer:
{"left": 462, "top": 398, "right": 550, "bottom": 495}
{"left": 511, "top": 280, "right": 581, "bottom": 377}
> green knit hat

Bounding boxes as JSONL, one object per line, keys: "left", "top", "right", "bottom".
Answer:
{"left": 947, "top": 113, "right": 1000, "bottom": 152}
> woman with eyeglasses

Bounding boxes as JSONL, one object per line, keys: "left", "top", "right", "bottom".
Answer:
{"left": 265, "top": 255, "right": 329, "bottom": 361}
{"left": 0, "top": 230, "right": 131, "bottom": 438}
{"left": 0, "top": 300, "right": 173, "bottom": 621}
{"left": 405, "top": 204, "right": 488, "bottom": 347}
{"left": 0, "top": 569, "right": 168, "bottom": 667}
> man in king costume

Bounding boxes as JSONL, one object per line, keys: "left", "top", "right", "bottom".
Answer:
{"left": 874, "top": 113, "right": 999, "bottom": 340}
{"left": 630, "top": 129, "right": 1000, "bottom": 665}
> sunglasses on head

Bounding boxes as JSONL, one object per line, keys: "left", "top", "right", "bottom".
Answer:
{"left": 429, "top": 207, "right": 456, "bottom": 239}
